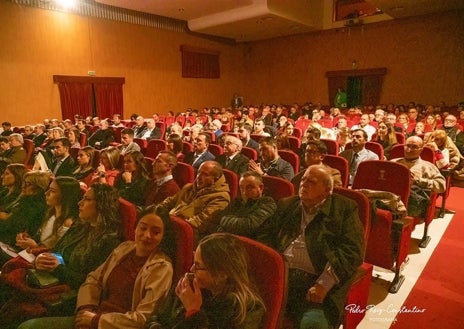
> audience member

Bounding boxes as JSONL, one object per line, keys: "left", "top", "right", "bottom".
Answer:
{"left": 110, "top": 114, "right": 125, "bottom": 128}
{"left": 0, "top": 184, "right": 122, "bottom": 326}
{"left": 71, "top": 146, "right": 96, "bottom": 185}
{"left": 35, "top": 137, "right": 76, "bottom": 177}
{"left": 391, "top": 136, "right": 446, "bottom": 217}
{"left": 373, "top": 122, "right": 398, "bottom": 159}
{"left": 0, "top": 170, "right": 50, "bottom": 246}
{"left": 65, "top": 127, "right": 81, "bottom": 149}
{"left": 0, "top": 134, "right": 27, "bottom": 174}
{"left": 166, "top": 134, "right": 185, "bottom": 162}
{"left": 292, "top": 140, "right": 342, "bottom": 190}
{"left": 249, "top": 137, "right": 294, "bottom": 181}
{"left": 87, "top": 120, "right": 114, "bottom": 150}
{"left": 118, "top": 128, "right": 141, "bottom": 155}
{"left": 1, "top": 122, "right": 13, "bottom": 137}
{"left": 0, "top": 164, "right": 28, "bottom": 216}
{"left": 183, "top": 133, "right": 215, "bottom": 172}
{"left": 18, "top": 205, "right": 175, "bottom": 329}
{"left": 216, "top": 135, "right": 249, "bottom": 176}
{"left": 92, "top": 146, "right": 121, "bottom": 186}
{"left": 32, "top": 125, "right": 47, "bottom": 148}
{"left": 442, "top": 115, "right": 464, "bottom": 155}
{"left": 132, "top": 116, "right": 147, "bottom": 138}
{"left": 238, "top": 124, "right": 259, "bottom": 151}
{"left": 259, "top": 165, "right": 364, "bottom": 329}
{"left": 216, "top": 171, "right": 276, "bottom": 239}
{"left": 351, "top": 114, "right": 376, "bottom": 141}
{"left": 145, "top": 151, "right": 180, "bottom": 207}
{"left": 160, "top": 161, "right": 230, "bottom": 240}
{"left": 15, "top": 176, "right": 80, "bottom": 252}
{"left": 141, "top": 118, "right": 162, "bottom": 140}
{"left": 22, "top": 126, "right": 36, "bottom": 141}
{"left": 253, "top": 118, "right": 271, "bottom": 137}
{"left": 340, "top": 129, "right": 379, "bottom": 184}
{"left": 336, "top": 127, "right": 351, "bottom": 153}
{"left": 146, "top": 233, "right": 265, "bottom": 329}
{"left": 114, "top": 151, "right": 152, "bottom": 208}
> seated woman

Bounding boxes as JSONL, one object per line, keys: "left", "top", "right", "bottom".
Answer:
{"left": 15, "top": 176, "right": 81, "bottom": 252}
{"left": 407, "top": 121, "right": 426, "bottom": 139}
{"left": 0, "top": 164, "right": 28, "bottom": 216}
{"left": 0, "top": 171, "right": 50, "bottom": 247}
{"left": 65, "top": 128, "right": 82, "bottom": 149}
{"left": 72, "top": 146, "right": 96, "bottom": 187}
{"left": 17, "top": 205, "right": 176, "bottom": 329}
{"left": 145, "top": 233, "right": 265, "bottom": 329}
{"left": 167, "top": 134, "right": 185, "bottom": 162}
{"left": 374, "top": 122, "right": 398, "bottom": 159}
{"left": 92, "top": 146, "right": 121, "bottom": 186}
{"left": 114, "top": 151, "right": 152, "bottom": 207}
{"left": 0, "top": 183, "right": 122, "bottom": 327}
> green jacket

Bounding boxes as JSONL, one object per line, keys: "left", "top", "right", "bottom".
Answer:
{"left": 260, "top": 194, "right": 364, "bottom": 326}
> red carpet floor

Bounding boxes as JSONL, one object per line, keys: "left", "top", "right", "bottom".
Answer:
{"left": 391, "top": 187, "right": 464, "bottom": 328}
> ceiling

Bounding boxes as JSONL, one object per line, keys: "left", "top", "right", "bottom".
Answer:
{"left": 95, "top": 0, "right": 464, "bottom": 42}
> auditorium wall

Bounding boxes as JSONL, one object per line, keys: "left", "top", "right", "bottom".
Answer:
{"left": 1, "top": 1, "right": 463, "bottom": 126}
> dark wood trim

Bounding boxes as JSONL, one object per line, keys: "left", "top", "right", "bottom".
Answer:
{"left": 326, "top": 67, "right": 387, "bottom": 78}
{"left": 180, "top": 45, "right": 220, "bottom": 56}
{"left": 53, "top": 75, "right": 125, "bottom": 84}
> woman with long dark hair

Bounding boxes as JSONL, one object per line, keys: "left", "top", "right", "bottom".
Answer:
{"left": 114, "top": 151, "right": 152, "bottom": 207}
{"left": 0, "top": 184, "right": 122, "bottom": 327}
{"left": 18, "top": 205, "right": 176, "bottom": 329}
{"left": 0, "top": 164, "right": 28, "bottom": 215}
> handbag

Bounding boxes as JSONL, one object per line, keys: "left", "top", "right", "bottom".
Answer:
{"left": 26, "top": 269, "right": 60, "bottom": 288}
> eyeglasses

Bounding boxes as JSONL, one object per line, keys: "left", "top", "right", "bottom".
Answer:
{"left": 404, "top": 144, "right": 421, "bottom": 150}
{"left": 191, "top": 262, "right": 208, "bottom": 272}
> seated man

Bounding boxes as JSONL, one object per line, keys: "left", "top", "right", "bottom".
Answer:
{"left": 0, "top": 134, "right": 27, "bottom": 174}
{"left": 118, "top": 128, "right": 141, "bottom": 155}
{"left": 216, "top": 171, "right": 276, "bottom": 239}
{"left": 216, "top": 135, "right": 249, "bottom": 176}
{"left": 159, "top": 161, "right": 230, "bottom": 240}
{"left": 391, "top": 136, "right": 446, "bottom": 217}
{"left": 292, "top": 140, "right": 342, "bottom": 191}
{"left": 249, "top": 136, "right": 294, "bottom": 181}
{"left": 141, "top": 118, "right": 162, "bottom": 140}
{"left": 88, "top": 120, "right": 114, "bottom": 150}
{"left": 340, "top": 128, "right": 379, "bottom": 185}
{"left": 259, "top": 165, "right": 364, "bottom": 329}
{"left": 183, "top": 132, "right": 215, "bottom": 172}
{"left": 145, "top": 150, "right": 180, "bottom": 206}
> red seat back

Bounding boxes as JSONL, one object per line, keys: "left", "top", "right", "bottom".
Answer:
{"left": 263, "top": 175, "right": 295, "bottom": 201}
{"left": 278, "top": 149, "right": 300, "bottom": 174}
{"left": 173, "top": 162, "right": 195, "bottom": 187}
{"left": 236, "top": 235, "right": 287, "bottom": 329}
{"left": 223, "top": 168, "right": 239, "bottom": 200}
{"left": 322, "top": 154, "right": 349, "bottom": 188}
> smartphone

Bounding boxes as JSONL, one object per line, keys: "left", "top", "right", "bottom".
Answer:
{"left": 51, "top": 252, "right": 65, "bottom": 265}
{"left": 186, "top": 273, "right": 195, "bottom": 289}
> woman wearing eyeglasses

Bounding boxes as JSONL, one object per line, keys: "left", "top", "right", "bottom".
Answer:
{"left": 17, "top": 206, "right": 175, "bottom": 329}
{"left": 146, "top": 233, "right": 265, "bottom": 329}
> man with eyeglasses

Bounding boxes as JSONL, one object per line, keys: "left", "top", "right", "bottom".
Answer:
{"left": 408, "top": 107, "right": 422, "bottom": 123}
{"left": 442, "top": 115, "right": 464, "bottom": 155}
{"left": 340, "top": 129, "right": 378, "bottom": 185}
{"left": 87, "top": 120, "right": 114, "bottom": 150}
{"left": 391, "top": 136, "right": 445, "bottom": 217}
{"left": 215, "top": 135, "right": 249, "bottom": 176}
{"left": 292, "top": 140, "right": 342, "bottom": 191}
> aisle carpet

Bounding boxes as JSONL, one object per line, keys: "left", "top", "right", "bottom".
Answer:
{"left": 391, "top": 187, "right": 464, "bottom": 328}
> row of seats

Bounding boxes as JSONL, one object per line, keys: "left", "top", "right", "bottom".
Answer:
{"left": 117, "top": 186, "right": 372, "bottom": 329}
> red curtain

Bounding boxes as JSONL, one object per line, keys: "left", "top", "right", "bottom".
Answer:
{"left": 94, "top": 82, "right": 124, "bottom": 120}
{"left": 56, "top": 80, "right": 93, "bottom": 120}
{"left": 54, "top": 75, "right": 125, "bottom": 120}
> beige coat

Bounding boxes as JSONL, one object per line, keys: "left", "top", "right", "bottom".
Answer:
{"left": 76, "top": 241, "right": 173, "bottom": 329}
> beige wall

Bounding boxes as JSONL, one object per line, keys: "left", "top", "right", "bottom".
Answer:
{"left": 1, "top": 1, "right": 463, "bottom": 126}
{"left": 0, "top": 2, "right": 242, "bottom": 125}
{"left": 242, "top": 10, "right": 464, "bottom": 107}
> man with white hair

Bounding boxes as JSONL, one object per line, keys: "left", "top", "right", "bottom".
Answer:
{"left": 442, "top": 114, "right": 464, "bottom": 155}
{"left": 216, "top": 135, "right": 250, "bottom": 176}
{"left": 141, "top": 118, "right": 162, "bottom": 140}
{"left": 0, "top": 133, "right": 26, "bottom": 174}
